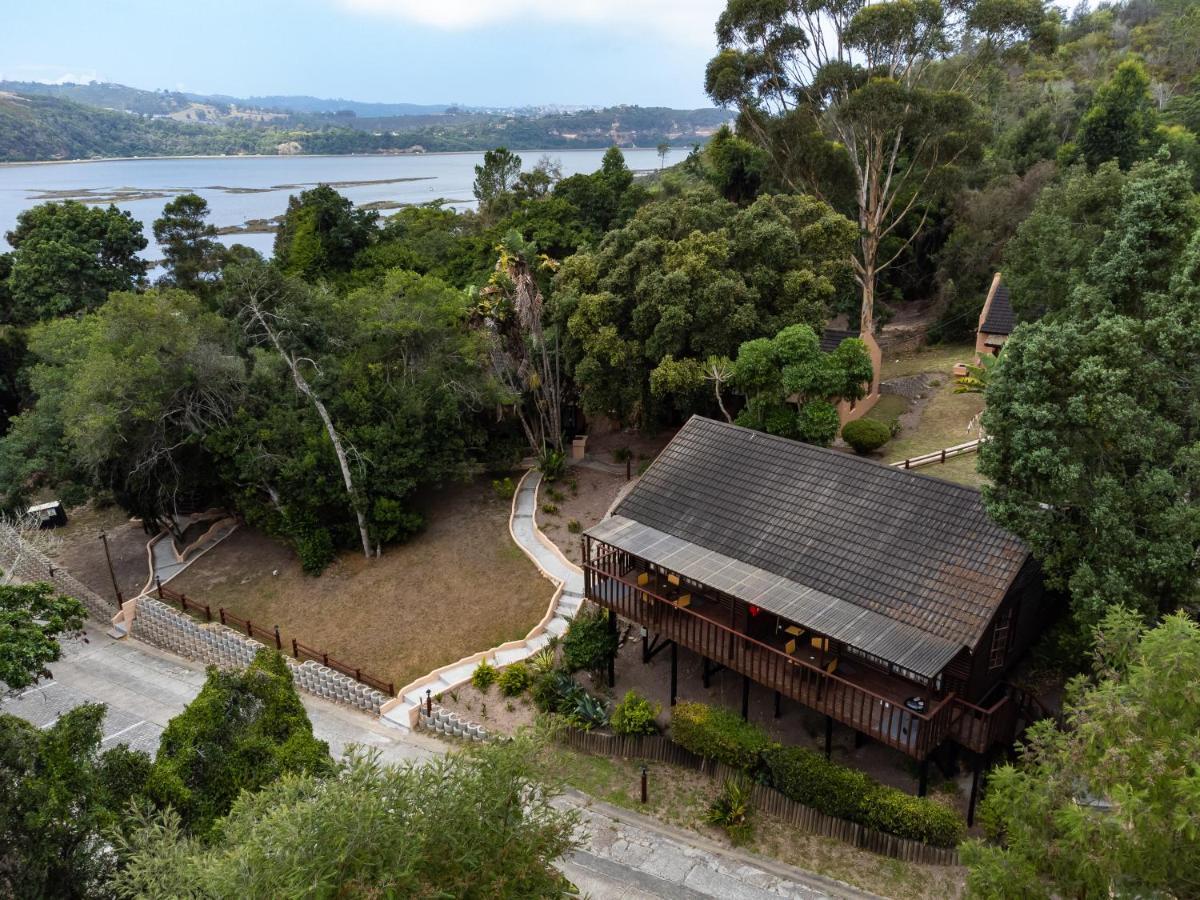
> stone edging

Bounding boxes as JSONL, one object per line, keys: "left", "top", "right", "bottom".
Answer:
{"left": 381, "top": 468, "right": 584, "bottom": 730}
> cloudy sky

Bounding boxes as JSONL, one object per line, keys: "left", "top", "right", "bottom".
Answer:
{"left": 1, "top": 0, "right": 728, "bottom": 108}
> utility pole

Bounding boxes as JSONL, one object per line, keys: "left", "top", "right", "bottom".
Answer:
{"left": 99, "top": 532, "right": 122, "bottom": 607}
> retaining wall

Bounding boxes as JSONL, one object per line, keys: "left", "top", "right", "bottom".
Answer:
{"left": 0, "top": 523, "right": 114, "bottom": 622}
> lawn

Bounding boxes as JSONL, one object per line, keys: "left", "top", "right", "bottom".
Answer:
{"left": 548, "top": 748, "right": 967, "bottom": 900}
{"left": 880, "top": 341, "right": 976, "bottom": 380}
{"left": 168, "top": 477, "right": 551, "bottom": 691}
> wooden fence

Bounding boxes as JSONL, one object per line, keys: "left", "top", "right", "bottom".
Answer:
{"left": 556, "top": 728, "right": 962, "bottom": 868}
{"left": 891, "top": 438, "right": 983, "bottom": 471}
{"left": 155, "top": 580, "right": 394, "bottom": 696}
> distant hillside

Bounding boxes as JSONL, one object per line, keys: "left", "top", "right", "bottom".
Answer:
{"left": 214, "top": 95, "right": 453, "bottom": 117}
{"left": 0, "top": 82, "right": 729, "bottom": 163}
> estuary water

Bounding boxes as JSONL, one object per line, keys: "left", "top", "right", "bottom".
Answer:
{"left": 0, "top": 148, "right": 664, "bottom": 258}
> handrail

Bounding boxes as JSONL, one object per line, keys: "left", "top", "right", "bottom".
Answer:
{"left": 584, "top": 553, "right": 967, "bottom": 758}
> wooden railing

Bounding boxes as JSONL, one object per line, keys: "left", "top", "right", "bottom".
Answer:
{"left": 154, "top": 580, "right": 394, "bottom": 695}
{"left": 585, "top": 548, "right": 967, "bottom": 760}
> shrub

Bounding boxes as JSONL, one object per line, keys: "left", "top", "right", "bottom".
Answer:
{"left": 841, "top": 418, "right": 892, "bottom": 454}
{"left": 531, "top": 671, "right": 577, "bottom": 713}
{"left": 567, "top": 519, "right": 582, "bottom": 534}
{"left": 541, "top": 502, "right": 559, "bottom": 515}
{"left": 670, "top": 702, "right": 768, "bottom": 771}
{"left": 762, "top": 745, "right": 964, "bottom": 848}
{"left": 566, "top": 691, "right": 609, "bottom": 731}
{"left": 528, "top": 647, "right": 556, "bottom": 676}
{"left": 612, "top": 447, "right": 633, "bottom": 463}
{"left": 295, "top": 528, "right": 336, "bottom": 575}
{"left": 471, "top": 661, "right": 498, "bottom": 692}
{"left": 561, "top": 606, "right": 616, "bottom": 674}
{"left": 704, "top": 778, "right": 754, "bottom": 845}
{"left": 497, "top": 662, "right": 531, "bottom": 697}
{"left": 610, "top": 690, "right": 661, "bottom": 736}
{"left": 538, "top": 447, "right": 566, "bottom": 481}
{"left": 547, "top": 487, "right": 565, "bottom": 502}
{"left": 491, "top": 477, "right": 516, "bottom": 500}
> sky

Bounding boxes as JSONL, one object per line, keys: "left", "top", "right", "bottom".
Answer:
{"left": 0, "top": 0, "right": 728, "bottom": 109}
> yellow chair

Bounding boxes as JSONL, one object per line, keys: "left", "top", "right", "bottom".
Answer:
{"left": 637, "top": 572, "right": 649, "bottom": 587}
{"left": 784, "top": 625, "right": 804, "bottom": 638}
{"left": 825, "top": 658, "right": 839, "bottom": 675}
{"left": 676, "top": 594, "right": 691, "bottom": 608}
{"left": 666, "top": 573, "right": 680, "bottom": 587}
{"left": 785, "top": 638, "right": 797, "bottom": 655}
{"left": 810, "top": 636, "right": 829, "bottom": 652}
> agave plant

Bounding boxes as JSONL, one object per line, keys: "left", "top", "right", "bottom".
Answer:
{"left": 568, "top": 692, "right": 609, "bottom": 731}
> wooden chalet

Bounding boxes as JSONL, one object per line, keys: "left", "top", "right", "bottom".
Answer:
{"left": 583, "top": 417, "right": 1047, "bottom": 789}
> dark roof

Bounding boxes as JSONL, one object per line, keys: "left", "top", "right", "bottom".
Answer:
{"left": 820, "top": 327, "right": 860, "bottom": 353}
{"left": 598, "top": 417, "right": 1028, "bottom": 659}
{"left": 981, "top": 283, "right": 1016, "bottom": 336}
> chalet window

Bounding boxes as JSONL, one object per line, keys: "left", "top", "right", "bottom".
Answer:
{"left": 989, "top": 605, "right": 1015, "bottom": 671}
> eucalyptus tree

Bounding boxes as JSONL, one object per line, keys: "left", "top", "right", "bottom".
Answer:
{"left": 704, "top": 0, "right": 1048, "bottom": 334}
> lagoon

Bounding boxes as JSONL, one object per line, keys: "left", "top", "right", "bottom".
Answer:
{"left": 0, "top": 148, "right": 665, "bottom": 257}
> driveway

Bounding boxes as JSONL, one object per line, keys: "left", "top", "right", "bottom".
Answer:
{"left": 3, "top": 626, "right": 872, "bottom": 900}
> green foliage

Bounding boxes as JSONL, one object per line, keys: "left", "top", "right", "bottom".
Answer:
{"left": 962, "top": 609, "right": 1200, "bottom": 897}
{"left": 530, "top": 671, "right": 578, "bottom": 714}
{"left": 497, "top": 661, "right": 531, "bottom": 697}
{"left": 3, "top": 200, "right": 147, "bottom": 323}
{"left": 763, "top": 745, "right": 963, "bottom": 848}
{"left": 473, "top": 147, "right": 523, "bottom": 221}
{"left": 1078, "top": 59, "right": 1158, "bottom": 170}
{"left": 147, "top": 650, "right": 332, "bottom": 835}
{"left": 669, "top": 701, "right": 767, "bottom": 771}
{"left": 981, "top": 157, "right": 1200, "bottom": 644}
{"left": 731, "top": 325, "right": 872, "bottom": 447}
{"left": 566, "top": 519, "right": 582, "bottom": 534}
{"left": 540, "top": 502, "right": 559, "bottom": 515}
{"left": 527, "top": 647, "right": 556, "bottom": 676}
{"left": 609, "top": 690, "right": 660, "bottom": 736}
{"left": 491, "top": 477, "right": 516, "bottom": 500}
{"left": 471, "top": 660, "right": 498, "bottom": 692}
{"left": 0, "top": 580, "right": 86, "bottom": 690}
{"left": 0, "top": 704, "right": 151, "bottom": 898}
{"left": 153, "top": 193, "right": 224, "bottom": 295}
{"left": 295, "top": 527, "right": 336, "bottom": 575}
{"left": 840, "top": 418, "right": 892, "bottom": 455}
{"left": 537, "top": 447, "right": 566, "bottom": 481}
{"left": 566, "top": 691, "right": 609, "bottom": 731}
{"left": 561, "top": 606, "right": 616, "bottom": 674}
{"left": 273, "top": 184, "right": 377, "bottom": 280}
{"left": 117, "top": 737, "right": 581, "bottom": 899}
{"left": 704, "top": 778, "right": 754, "bottom": 845}
{"left": 557, "top": 189, "right": 855, "bottom": 425}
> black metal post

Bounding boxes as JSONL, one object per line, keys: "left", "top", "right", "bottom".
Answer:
{"left": 99, "top": 532, "right": 122, "bottom": 608}
{"left": 918, "top": 759, "right": 930, "bottom": 797}
{"left": 824, "top": 715, "right": 833, "bottom": 760}
{"left": 607, "top": 609, "right": 617, "bottom": 688}
{"left": 774, "top": 690, "right": 781, "bottom": 719}
{"left": 741, "top": 674, "right": 750, "bottom": 721}
{"left": 669, "top": 640, "right": 677, "bottom": 707}
{"left": 642, "top": 627, "right": 649, "bottom": 664}
{"left": 426, "top": 689, "right": 432, "bottom": 717}
{"left": 640, "top": 765, "right": 648, "bottom": 804}
{"left": 967, "top": 759, "right": 983, "bottom": 826}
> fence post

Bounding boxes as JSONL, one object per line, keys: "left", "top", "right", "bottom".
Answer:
{"left": 355, "top": 668, "right": 361, "bottom": 683}
{"left": 219, "top": 607, "right": 226, "bottom": 625}
{"left": 904, "top": 458, "right": 911, "bottom": 469}
{"left": 274, "top": 625, "right": 282, "bottom": 650}
{"left": 941, "top": 448, "right": 947, "bottom": 463}
{"left": 323, "top": 652, "right": 329, "bottom": 667}
{"left": 204, "top": 604, "right": 212, "bottom": 623}
{"left": 245, "top": 619, "right": 253, "bottom": 638}
{"left": 156, "top": 575, "right": 163, "bottom": 599}
{"left": 48, "top": 565, "right": 55, "bottom": 578}
{"left": 388, "top": 681, "right": 394, "bottom": 696}
{"left": 292, "top": 637, "right": 299, "bottom": 659}
{"left": 178, "top": 594, "right": 187, "bottom": 613}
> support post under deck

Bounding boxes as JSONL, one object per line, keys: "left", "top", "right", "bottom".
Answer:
{"left": 607, "top": 608, "right": 617, "bottom": 688}
{"left": 918, "top": 759, "right": 930, "bottom": 797}
{"left": 773, "top": 690, "right": 781, "bottom": 719}
{"left": 824, "top": 716, "right": 833, "bottom": 760}
{"left": 967, "top": 757, "right": 983, "bottom": 826}
{"left": 741, "top": 675, "right": 750, "bottom": 721}
{"left": 669, "top": 640, "right": 678, "bottom": 707}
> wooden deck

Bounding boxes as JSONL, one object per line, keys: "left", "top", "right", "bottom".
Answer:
{"left": 584, "top": 540, "right": 1013, "bottom": 759}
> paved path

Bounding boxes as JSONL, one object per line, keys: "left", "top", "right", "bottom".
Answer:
{"left": 2, "top": 626, "right": 869, "bottom": 898}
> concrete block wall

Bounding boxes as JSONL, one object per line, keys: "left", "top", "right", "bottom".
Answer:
{"left": 134, "top": 597, "right": 388, "bottom": 715}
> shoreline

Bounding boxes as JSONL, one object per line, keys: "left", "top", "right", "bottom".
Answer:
{"left": 0, "top": 146, "right": 666, "bottom": 170}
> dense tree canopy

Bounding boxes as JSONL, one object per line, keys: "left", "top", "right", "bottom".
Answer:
{"left": 0, "top": 581, "right": 86, "bottom": 691}
{"left": 2, "top": 201, "right": 147, "bottom": 324}
{"left": 962, "top": 608, "right": 1200, "bottom": 899}
{"left": 153, "top": 193, "right": 225, "bottom": 295}
{"left": 274, "top": 184, "right": 377, "bottom": 280}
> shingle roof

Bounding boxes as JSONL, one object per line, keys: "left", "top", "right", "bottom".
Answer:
{"left": 981, "top": 283, "right": 1016, "bottom": 335}
{"left": 599, "top": 417, "right": 1028, "bottom": 657}
{"left": 820, "top": 328, "right": 860, "bottom": 353}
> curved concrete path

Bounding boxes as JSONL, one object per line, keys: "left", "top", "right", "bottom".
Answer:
{"left": 382, "top": 469, "right": 584, "bottom": 730}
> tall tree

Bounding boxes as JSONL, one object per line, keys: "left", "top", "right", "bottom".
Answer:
{"left": 1078, "top": 58, "right": 1159, "bottom": 170}
{"left": 153, "top": 193, "right": 224, "bottom": 295}
{"left": 3, "top": 201, "right": 147, "bottom": 324}
{"left": 961, "top": 608, "right": 1200, "bottom": 899}
{"left": 980, "top": 158, "right": 1200, "bottom": 646}
{"left": 118, "top": 737, "right": 580, "bottom": 899}
{"left": 273, "top": 185, "right": 377, "bottom": 281}
{"left": 147, "top": 650, "right": 331, "bottom": 837}
{"left": 705, "top": 0, "right": 1045, "bottom": 334}
{"left": 0, "top": 581, "right": 85, "bottom": 690}
{"left": 473, "top": 147, "right": 523, "bottom": 221}
{"left": 0, "top": 705, "right": 151, "bottom": 899}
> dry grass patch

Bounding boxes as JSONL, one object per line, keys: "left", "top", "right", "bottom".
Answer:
{"left": 880, "top": 342, "right": 975, "bottom": 380}
{"left": 168, "top": 478, "right": 551, "bottom": 690}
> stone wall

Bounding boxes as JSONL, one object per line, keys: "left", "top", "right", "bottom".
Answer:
{"left": 133, "top": 597, "right": 388, "bottom": 715}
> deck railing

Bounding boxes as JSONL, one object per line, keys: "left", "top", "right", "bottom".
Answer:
{"left": 584, "top": 545, "right": 970, "bottom": 760}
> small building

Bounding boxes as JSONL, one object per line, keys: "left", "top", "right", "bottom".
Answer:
{"left": 820, "top": 327, "right": 882, "bottom": 425}
{"left": 583, "top": 417, "right": 1048, "bottom": 791}
{"left": 26, "top": 500, "right": 68, "bottom": 529}
{"left": 974, "top": 272, "right": 1015, "bottom": 361}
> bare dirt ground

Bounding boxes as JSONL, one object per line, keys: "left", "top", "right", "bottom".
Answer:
{"left": 168, "top": 478, "right": 552, "bottom": 690}
{"left": 48, "top": 503, "right": 153, "bottom": 603}
{"left": 536, "top": 468, "right": 629, "bottom": 565}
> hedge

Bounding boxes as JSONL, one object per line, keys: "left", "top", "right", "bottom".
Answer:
{"left": 670, "top": 702, "right": 768, "bottom": 771}
{"left": 763, "top": 745, "right": 964, "bottom": 848}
